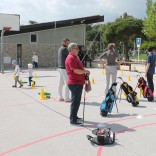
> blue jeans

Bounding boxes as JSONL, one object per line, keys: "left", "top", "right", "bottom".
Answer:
{"left": 68, "top": 84, "right": 83, "bottom": 122}
{"left": 147, "top": 73, "right": 154, "bottom": 93}
{"left": 29, "top": 77, "right": 32, "bottom": 86}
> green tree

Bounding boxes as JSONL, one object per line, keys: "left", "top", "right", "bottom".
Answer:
{"left": 29, "top": 20, "right": 38, "bottom": 25}
{"left": 143, "top": 0, "right": 156, "bottom": 39}
{"left": 146, "top": 0, "right": 153, "bottom": 15}
{"left": 103, "top": 13, "right": 144, "bottom": 60}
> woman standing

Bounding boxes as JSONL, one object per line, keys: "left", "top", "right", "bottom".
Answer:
{"left": 99, "top": 43, "right": 119, "bottom": 96}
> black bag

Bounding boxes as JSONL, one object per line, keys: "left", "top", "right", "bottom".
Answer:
{"left": 120, "top": 82, "right": 139, "bottom": 107}
{"left": 87, "top": 128, "right": 115, "bottom": 145}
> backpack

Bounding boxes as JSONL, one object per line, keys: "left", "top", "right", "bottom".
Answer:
{"left": 87, "top": 128, "right": 115, "bottom": 145}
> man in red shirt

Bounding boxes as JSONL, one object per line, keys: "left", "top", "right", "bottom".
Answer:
{"left": 65, "top": 43, "right": 90, "bottom": 125}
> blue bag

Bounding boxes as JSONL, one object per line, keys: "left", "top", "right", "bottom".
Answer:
{"left": 100, "top": 83, "right": 117, "bottom": 117}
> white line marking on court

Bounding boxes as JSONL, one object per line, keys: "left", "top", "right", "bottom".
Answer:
{"left": 136, "top": 115, "right": 144, "bottom": 119}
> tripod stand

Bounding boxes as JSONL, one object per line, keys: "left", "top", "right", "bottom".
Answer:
{"left": 81, "top": 25, "right": 103, "bottom": 63}
{"left": 117, "top": 77, "right": 139, "bottom": 107}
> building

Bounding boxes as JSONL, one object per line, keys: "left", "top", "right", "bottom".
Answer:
{"left": 0, "top": 15, "right": 104, "bottom": 68}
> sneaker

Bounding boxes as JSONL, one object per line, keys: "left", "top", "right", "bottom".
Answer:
{"left": 28, "top": 84, "right": 31, "bottom": 86}
{"left": 19, "top": 85, "right": 23, "bottom": 88}
{"left": 64, "top": 98, "right": 71, "bottom": 102}
{"left": 12, "top": 85, "right": 17, "bottom": 88}
{"left": 58, "top": 97, "right": 64, "bottom": 101}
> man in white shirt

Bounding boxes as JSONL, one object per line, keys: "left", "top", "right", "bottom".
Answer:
{"left": 32, "top": 53, "right": 38, "bottom": 68}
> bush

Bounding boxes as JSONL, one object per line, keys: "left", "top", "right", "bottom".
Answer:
{"left": 141, "top": 41, "right": 156, "bottom": 50}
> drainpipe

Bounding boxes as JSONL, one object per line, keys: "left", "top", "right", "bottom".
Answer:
{"left": 1, "top": 29, "right": 5, "bottom": 74}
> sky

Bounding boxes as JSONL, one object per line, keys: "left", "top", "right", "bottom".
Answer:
{"left": 0, "top": 0, "right": 148, "bottom": 25}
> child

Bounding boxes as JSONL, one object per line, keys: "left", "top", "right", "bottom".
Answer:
{"left": 27, "top": 63, "right": 34, "bottom": 86}
{"left": 12, "top": 60, "right": 23, "bottom": 88}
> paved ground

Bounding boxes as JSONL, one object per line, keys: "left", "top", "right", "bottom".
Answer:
{"left": 0, "top": 68, "right": 156, "bottom": 156}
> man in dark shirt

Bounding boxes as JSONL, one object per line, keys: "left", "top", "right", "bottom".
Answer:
{"left": 57, "top": 38, "right": 71, "bottom": 102}
{"left": 145, "top": 46, "right": 155, "bottom": 94}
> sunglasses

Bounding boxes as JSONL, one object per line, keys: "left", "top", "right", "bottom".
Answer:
{"left": 73, "top": 47, "right": 79, "bottom": 51}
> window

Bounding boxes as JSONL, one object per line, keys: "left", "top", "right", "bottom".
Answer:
{"left": 30, "top": 33, "right": 38, "bottom": 43}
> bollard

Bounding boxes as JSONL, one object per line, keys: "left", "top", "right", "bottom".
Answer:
{"left": 91, "top": 77, "right": 95, "bottom": 84}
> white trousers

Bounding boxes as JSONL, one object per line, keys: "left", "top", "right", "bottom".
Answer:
{"left": 105, "top": 66, "right": 117, "bottom": 94}
{"left": 58, "top": 68, "right": 70, "bottom": 99}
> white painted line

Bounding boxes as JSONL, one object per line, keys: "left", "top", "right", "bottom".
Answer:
{"left": 136, "top": 115, "right": 144, "bottom": 119}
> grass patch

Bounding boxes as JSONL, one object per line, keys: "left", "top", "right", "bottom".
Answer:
{"left": 130, "top": 54, "right": 147, "bottom": 60}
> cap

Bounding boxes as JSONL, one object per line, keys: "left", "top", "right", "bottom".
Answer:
{"left": 28, "top": 63, "right": 33, "bottom": 69}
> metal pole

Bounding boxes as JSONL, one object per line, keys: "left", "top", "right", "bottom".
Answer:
{"left": 54, "top": 21, "right": 56, "bottom": 69}
{"left": 138, "top": 47, "right": 140, "bottom": 62}
{"left": 134, "top": 40, "right": 135, "bottom": 53}
{"left": 100, "top": 28, "right": 102, "bottom": 53}
{"left": 1, "top": 30, "right": 5, "bottom": 74}
{"left": 123, "top": 43, "right": 124, "bottom": 58}
{"left": 83, "top": 24, "right": 86, "bottom": 46}
{"left": 134, "top": 40, "right": 136, "bottom": 60}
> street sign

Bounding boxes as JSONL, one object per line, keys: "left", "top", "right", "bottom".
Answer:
{"left": 136, "top": 38, "right": 141, "bottom": 47}
{"left": 136, "top": 38, "right": 141, "bottom": 61}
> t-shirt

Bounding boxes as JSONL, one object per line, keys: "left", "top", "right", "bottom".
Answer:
{"left": 147, "top": 52, "right": 155, "bottom": 74}
{"left": 65, "top": 53, "right": 85, "bottom": 85}
{"left": 58, "top": 45, "right": 69, "bottom": 69}
{"left": 155, "top": 55, "right": 156, "bottom": 66}
{"left": 32, "top": 55, "right": 38, "bottom": 62}
{"left": 15, "top": 65, "right": 20, "bottom": 76}
{"left": 99, "top": 50, "right": 119, "bottom": 66}
{"left": 28, "top": 68, "right": 33, "bottom": 77}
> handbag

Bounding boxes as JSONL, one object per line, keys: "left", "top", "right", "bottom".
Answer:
{"left": 85, "top": 80, "right": 91, "bottom": 93}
